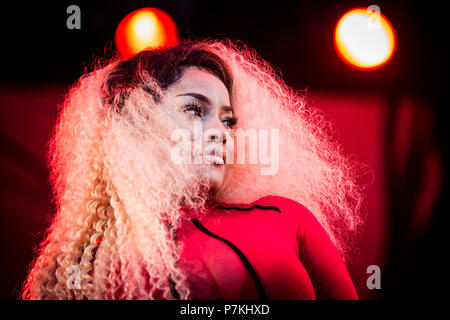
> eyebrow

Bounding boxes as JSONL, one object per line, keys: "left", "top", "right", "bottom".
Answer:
{"left": 176, "top": 92, "right": 234, "bottom": 113}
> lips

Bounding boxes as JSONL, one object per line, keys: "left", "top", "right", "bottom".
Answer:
{"left": 203, "top": 154, "right": 224, "bottom": 165}
{"left": 204, "top": 147, "right": 225, "bottom": 165}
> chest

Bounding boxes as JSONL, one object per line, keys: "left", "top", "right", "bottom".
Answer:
{"left": 176, "top": 209, "right": 315, "bottom": 299}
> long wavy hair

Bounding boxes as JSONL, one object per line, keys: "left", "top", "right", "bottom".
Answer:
{"left": 21, "top": 39, "right": 370, "bottom": 300}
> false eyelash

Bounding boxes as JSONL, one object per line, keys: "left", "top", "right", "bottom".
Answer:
{"left": 182, "top": 100, "right": 204, "bottom": 117}
{"left": 182, "top": 100, "right": 238, "bottom": 127}
{"left": 225, "top": 115, "right": 239, "bottom": 127}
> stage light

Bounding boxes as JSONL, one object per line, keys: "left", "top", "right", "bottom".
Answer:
{"left": 334, "top": 7, "right": 396, "bottom": 70}
{"left": 115, "top": 8, "right": 178, "bottom": 59}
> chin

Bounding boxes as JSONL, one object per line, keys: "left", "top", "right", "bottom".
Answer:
{"left": 202, "top": 166, "right": 225, "bottom": 193}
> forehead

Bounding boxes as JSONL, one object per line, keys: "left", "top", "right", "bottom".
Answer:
{"left": 167, "top": 67, "right": 230, "bottom": 103}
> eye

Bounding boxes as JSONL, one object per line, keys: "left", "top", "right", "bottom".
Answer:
{"left": 182, "top": 101, "right": 203, "bottom": 118}
{"left": 223, "top": 115, "right": 238, "bottom": 128}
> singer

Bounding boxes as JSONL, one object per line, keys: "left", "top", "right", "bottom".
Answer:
{"left": 21, "top": 39, "right": 368, "bottom": 300}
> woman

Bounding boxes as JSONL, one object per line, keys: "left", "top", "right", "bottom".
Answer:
{"left": 21, "top": 39, "right": 368, "bottom": 300}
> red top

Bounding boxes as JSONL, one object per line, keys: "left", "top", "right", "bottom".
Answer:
{"left": 176, "top": 195, "right": 358, "bottom": 300}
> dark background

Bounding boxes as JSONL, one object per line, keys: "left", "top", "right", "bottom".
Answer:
{"left": 0, "top": 0, "right": 448, "bottom": 300}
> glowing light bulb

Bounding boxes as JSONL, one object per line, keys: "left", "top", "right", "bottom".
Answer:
{"left": 334, "top": 7, "right": 396, "bottom": 70}
{"left": 115, "top": 8, "right": 178, "bottom": 59}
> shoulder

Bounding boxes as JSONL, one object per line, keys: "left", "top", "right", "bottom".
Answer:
{"left": 254, "top": 195, "right": 326, "bottom": 230}
{"left": 255, "top": 195, "right": 337, "bottom": 254}
{"left": 253, "top": 195, "right": 329, "bottom": 243}
{"left": 218, "top": 194, "right": 318, "bottom": 225}
{"left": 252, "top": 195, "right": 312, "bottom": 217}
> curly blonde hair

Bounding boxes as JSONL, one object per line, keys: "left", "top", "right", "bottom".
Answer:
{"left": 21, "top": 39, "right": 369, "bottom": 300}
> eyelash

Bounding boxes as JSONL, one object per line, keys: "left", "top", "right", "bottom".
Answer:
{"left": 182, "top": 101, "right": 204, "bottom": 117}
{"left": 182, "top": 101, "right": 238, "bottom": 128}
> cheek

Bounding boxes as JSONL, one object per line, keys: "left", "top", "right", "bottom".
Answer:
{"left": 203, "top": 164, "right": 226, "bottom": 179}
{"left": 224, "top": 138, "right": 234, "bottom": 163}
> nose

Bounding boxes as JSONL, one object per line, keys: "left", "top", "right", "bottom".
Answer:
{"left": 205, "top": 117, "right": 227, "bottom": 144}
{"left": 207, "top": 132, "right": 227, "bottom": 144}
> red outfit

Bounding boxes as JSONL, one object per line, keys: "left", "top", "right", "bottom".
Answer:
{"left": 176, "top": 195, "right": 358, "bottom": 300}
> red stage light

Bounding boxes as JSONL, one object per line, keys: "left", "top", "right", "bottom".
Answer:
{"left": 334, "top": 7, "right": 396, "bottom": 70}
{"left": 115, "top": 8, "right": 178, "bottom": 59}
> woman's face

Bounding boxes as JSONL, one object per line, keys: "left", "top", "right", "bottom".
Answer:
{"left": 163, "top": 66, "right": 235, "bottom": 194}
